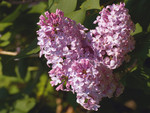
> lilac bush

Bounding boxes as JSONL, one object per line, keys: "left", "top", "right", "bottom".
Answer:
{"left": 37, "top": 3, "right": 135, "bottom": 111}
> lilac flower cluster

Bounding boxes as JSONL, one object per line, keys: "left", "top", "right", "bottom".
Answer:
{"left": 37, "top": 3, "right": 135, "bottom": 111}
{"left": 68, "top": 58, "right": 124, "bottom": 110}
{"left": 88, "top": 3, "right": 135, "bottom": 69}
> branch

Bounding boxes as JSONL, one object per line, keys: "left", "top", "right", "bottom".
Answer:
{"left": 0, "top": 50, "right": 17, "bottom": 56}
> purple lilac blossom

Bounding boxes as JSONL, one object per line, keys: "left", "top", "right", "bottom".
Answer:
{"left": 37, "top": 3, "right": 134, "bottom": 111}
{"left": 88, "top": 3, "right": 135, "bottom": 69}
{"left": 37, "top": 9, "right": 87, "bottom": 65}
{"left": 68, "top": 58, "right": 123, "bottom": 111}
{"left": 37, "top": 9, "right": 88, "bottom": 91}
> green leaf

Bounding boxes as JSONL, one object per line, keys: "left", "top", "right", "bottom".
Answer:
{"left": 65, "top": 9, "right": 86, "bottom": 24}
{"left": 131, "top": 23, "right": 143, "bottom": 35}
{"left": 14, "top": 96, "right": 36, "bottom": 112}
{"left": 148, "top": 49, "right": 150, "bottom": 57}
{"left": 0, "top": 109, "right": 7, "bottom": 113}
{"left": 80, "top": 0, "right": 100, "bottom": 10}
{"left": 12, "top": 39, "right": 40, "bottom": 60}
{"left": 147, "top": 24, "right": 150, "bottom": 32}
{"left": 0, "top": 87, "right": 9, "bottom": 100}
{"left": 126, "top": 0, "right": 150, "bottom": 31}
{"left": 0, "top": 75, "right": 18, "bottom": 87}
{"left": 0, "top": 32, "right": 11, "bottom": 41}
{"left": 2, "top": 56, "right": 17, "bottom": 77}
{"left": 49, "top": 0, "right": 77, "bottom": 14}
{"left": 0, "top": 57, "right": 2, "bottom": 75}
{"left": 36, "top": 74, "right": 48, "bottom": 97}
{"left": 0, "top": 41, "right": 10, "bottom": 47}
{"left": 9, "top": 85, "right": 19, "bottom": 94}
{"left": 36, "top": 73, "right": 54, "bottom": 97}
{"left": 0, "top": 23, "right": 12, "bottom": 31}
{"left": 0, "top": 1, "right": 11, "bottom": 7}
{"left": 18, "top": 58, "right": 28, "bottom": 80}
{"left": 0, "top": 32, "right": 11, "bottom": 47}
{"left": 132, "top": 33, "right": 150, "bottom": 64}
{"left": 83, "top": 10, "right": 99, "bottom": 29}
{"left": 66, "top": 92, "right": 78, "bottom": 109}
{"left": 1, "top": 5, "right": 27, "bottom": 22}
{"left": 28, "top": 2, "right": 47, "bottom": 14}
{"left": 125, "top": 65, "right": 150, "bottom": 94}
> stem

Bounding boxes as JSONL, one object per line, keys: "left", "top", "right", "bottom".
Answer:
{"left": 0, "top": 50, "right": 17, "bottom": 56}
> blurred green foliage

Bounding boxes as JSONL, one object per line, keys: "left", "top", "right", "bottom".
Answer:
{"left": 0, "top": 0, "right": 150, "bottom": 113}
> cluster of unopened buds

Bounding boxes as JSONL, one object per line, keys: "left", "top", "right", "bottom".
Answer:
{"left": 37, "top": 3, "right": 135, "bottom": 111}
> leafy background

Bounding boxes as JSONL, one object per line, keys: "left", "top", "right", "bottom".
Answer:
{"left": 0, "top": 0, "right": 150, "bottom": 113}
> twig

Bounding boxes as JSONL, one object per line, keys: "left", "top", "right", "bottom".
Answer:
{"left": 0, "top": 50, "right": 17, "bottom": 56}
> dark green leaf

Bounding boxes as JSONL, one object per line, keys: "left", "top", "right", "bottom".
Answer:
{"left": 2, "top": 55, "right": 17, "bottom": 76}
{"left": 83, "top": 10, "right": 99, "bottom": 29}
{"left": 132, "top": 33, "right": 150, "bottom": 64}
{"left": 126, "top": 0, "right": 150, "bottom": 31}
{"left": 66, "top": 92, "right": 78, "bottom": 109}
{"left": 12, "top": 39, "right": 40, "bottom": 60}
{"left": 0, "top": 87, "right": 9, "bottom": 100}
{"left": 147, "top": 24, "right": 150, "bottom": 32}
{"left": 18, "top": 58, "right": 28, "bottom": 80}
{"left": 1, "top": 5, "right": 27, "bottom": 22}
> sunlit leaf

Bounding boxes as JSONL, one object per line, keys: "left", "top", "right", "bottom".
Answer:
{"left": 0, "top": 75, "right": 18, "bottom": 88}
{"left": 0, "top": 32, "right": 11, "bottom": 41}
{"left": 14, "top": 96, "right": 36, "bottom": 112}
{"left": 80, "top": 0, "right": 100, "bottom": 10}
{"left": 0, "top": 109, "right": 7, "bottom": 113}
{"left": 0, "top": 57, "right": 2, "bottom": 75}
{"left": 0, "top": 41, "right": 10, "bottom": 47}
{"left": 28, "top": 2, "right": 47, "bottom": 14}
{"left": 9, "top": 85, "right": 19, "bottom": 94}
{"left": 36, "top": 73, "right": 54, "bottom": 97}
{"left": 131, "top": 23, "right": 143, "bottom": 35}
{"left": 65, "top": 9, "right": 86, "bottom": 24}
{"left": 49, "top": 0, "right": 77, "bottom": 14}
{"left": 0, "top": 1, "right": 11, "bottom": 7}
{"left": 0, "top": 23, "right": 12, "bottom": 31}
{"left": 147, "top": 24, "right": 150, "bottom": 32}
{"left": 0, "top": 32, "right": 11, "bottom": 47}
